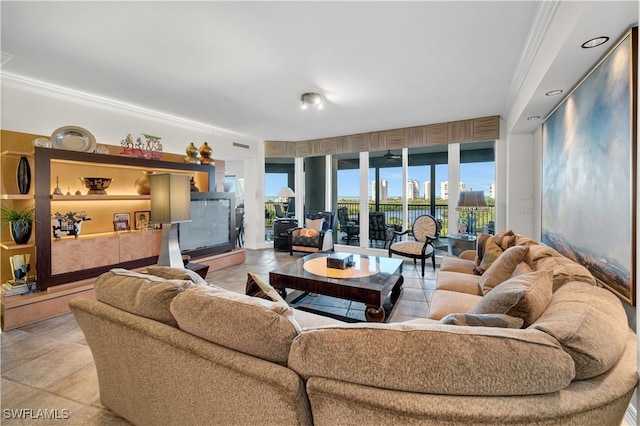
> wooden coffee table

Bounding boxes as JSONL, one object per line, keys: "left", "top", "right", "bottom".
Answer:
{"left": 269, "top": 253, "right": 404, "bottom": 322}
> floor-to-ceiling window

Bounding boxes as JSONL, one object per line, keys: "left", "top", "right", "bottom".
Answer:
{"left": 264, "top": 158, "right": 294, "bottom": 241}
{"left": 335, "top": 153, "right": 360, "bottom": 245}
{"left": 368, "top": 150, "right": 403, "bottom": 248}
{"left": 459, "top": 141, "right": 495, "bottom": 234}
{"left": 407, "top": 145, "right": 449, "bottom": 237}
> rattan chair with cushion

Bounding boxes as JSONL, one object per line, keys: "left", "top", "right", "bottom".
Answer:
{"left": 388, "top": 214, "right": 439, "bottom": 277}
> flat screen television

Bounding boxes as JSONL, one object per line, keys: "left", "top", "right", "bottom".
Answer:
{"left": 179, "top": 192, "right": 235, "bottom": 258}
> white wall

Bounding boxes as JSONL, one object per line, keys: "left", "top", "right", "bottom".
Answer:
{"left": 503, "top": 133, "right": 537, "bottom": 238}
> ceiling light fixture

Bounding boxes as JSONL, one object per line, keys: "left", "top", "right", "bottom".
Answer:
{"left": 300, "top": 92, "right": 323, "bottom": 110}
{"left": 581, "top": 36, "right": 609, "bottom": 49}
{"left": 527, "top": 116, "right": 540, "bottom": 121}
{"left": 545, "top": 89, "right": 563, "bottom": 96}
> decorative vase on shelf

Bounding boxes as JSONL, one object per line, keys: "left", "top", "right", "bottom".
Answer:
{"left": 199, "top": 142, "right": 214, "bottom": 166}
{"left": 16, "top": 156, "right": 31, "bottom": 194}
{"left": 10, "top": 221, "right": 32, "bottom": 244}
{"left": 184, "top": 143, "right": 201, "bottom": 164}
{"left": 134, "top": 171, "right": 154, "bottom": 195}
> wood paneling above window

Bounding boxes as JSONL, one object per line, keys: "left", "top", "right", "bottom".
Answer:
{"left": 264, "top": 115, "right": 499, "bottom": 158}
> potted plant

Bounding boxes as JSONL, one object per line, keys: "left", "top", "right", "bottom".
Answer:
{"left": 1, "top": 206, "right": 35, "bottom": 244}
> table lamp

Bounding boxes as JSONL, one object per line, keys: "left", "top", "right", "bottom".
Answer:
{"left": 455, "top": 190, "right": 488, "bottom": 235}
{"left": 276, "top": 186, "right": 295, "bottom": 216}
{"left": 150, "top": 173, "right": 191, "bottom": 268}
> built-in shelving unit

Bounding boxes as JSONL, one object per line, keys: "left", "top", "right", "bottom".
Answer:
{"left": 1, "top": 130, "right": 244, "bottom": 331}
{"left": 35, "top": 146, "right": 216, "bottom": 289}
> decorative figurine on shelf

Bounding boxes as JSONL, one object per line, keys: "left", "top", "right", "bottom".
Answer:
{"left": 120, "top": 133, "right": 162, "bottom": 159}
{"left": 190, "top": 177, "right": 199, "bottom": 192}
{"left": 184, "top": 143, "right": 201, "bottom": 164}
{"left": 199, "top": 142, "right": 214, "bottom": 166}
{"left": 51, "top": 211, "right": 91, "bottom": 239}
{"left": 52, "top": 176, "right": 63, "bottom": 195}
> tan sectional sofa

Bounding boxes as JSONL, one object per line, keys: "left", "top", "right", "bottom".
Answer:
{"left": 70, "top": 238, "right": 638, "bottom": 425}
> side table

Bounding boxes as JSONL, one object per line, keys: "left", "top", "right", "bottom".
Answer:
{"left": 186, "top": 262, "right": 209, "bottom": 279}
{"left": 448, "top": 234, "right": 477, "bottom": 257}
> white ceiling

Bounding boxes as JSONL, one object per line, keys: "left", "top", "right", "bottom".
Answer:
{"left": 1, "top": 1, "right": 638, "bottom": 142}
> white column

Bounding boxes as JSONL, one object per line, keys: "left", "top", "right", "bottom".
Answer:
{"left": 448, "top": 143, "right": 460, "bottom": 235}
{"left": 359, "top": 151, "right": 369, "bottom": 248}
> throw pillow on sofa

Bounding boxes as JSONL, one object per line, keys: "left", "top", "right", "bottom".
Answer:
{"left": 440, "top": 313, "right": 524, "bottom": 328}
{"left": 478, "top": 245, "right": 530, "bottom": 295}
{"left": 469, "top": 270, "right": 553, "bottom": 327}
{"left": 245, "top": 272, "right": 286, "bottom": 304}
{"left": 493, "top": 230, "right": 517, "bottom": 250}
{"left": 474, "top": 237, "right": 502, "bottom": 275}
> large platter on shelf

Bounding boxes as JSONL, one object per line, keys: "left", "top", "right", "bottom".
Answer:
{"left": 51, "top": 126, "right": 96, "bottom": 152}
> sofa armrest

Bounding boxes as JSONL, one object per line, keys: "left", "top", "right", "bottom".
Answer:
{"left": 459, "top": 250, "right": 476, "bottom": 261}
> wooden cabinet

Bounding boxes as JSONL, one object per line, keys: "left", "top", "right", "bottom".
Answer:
{"left": 34, "top": 146, "right": 215, "bottom": 290}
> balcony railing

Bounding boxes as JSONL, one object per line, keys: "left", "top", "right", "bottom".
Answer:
{"left": 265, "top": 200, "right": 495, "bottom": 238}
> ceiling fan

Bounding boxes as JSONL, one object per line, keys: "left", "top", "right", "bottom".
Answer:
{"left": 383, "top": 150, "right": 401, "bottom": 160}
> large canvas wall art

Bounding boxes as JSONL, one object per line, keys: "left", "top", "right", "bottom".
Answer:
{"left": 542, "top": 27, "right": 637, "bottom": 305}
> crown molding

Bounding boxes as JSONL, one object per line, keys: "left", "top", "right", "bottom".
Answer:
{"left": 1, "top": 72, "right": 253, "bottom": 140}
{"left": 503, "top": 0, "right": 560, "bottom": 114}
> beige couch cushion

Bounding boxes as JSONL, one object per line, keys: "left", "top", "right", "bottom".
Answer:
{"left": 146, "top": 266, "right": 210, "bottom": 287}
{"left": 531, "top": 282, "right": 629, "bottom": 380}
{"left": 289, "top": 323, "right": 574, "bottom": 396}
{"left": 94, "top": 269, "right": 193, "bottom": 327}
{"left": 524, "top": 244, "right": 561, "bottom": 266}
{"left": 435, "top": 271, "right": 481, "bottom": 295}
{"left": 478, "top": 245, "right": 529, "bottom": 295}
{"left": 470, "top": 271, "right": 553, "bottom": 327}
{"left": 440, "top": 313, "right": 524, "bottom": 328}
{"left": 439, "top": 256, "right": 476, "bottom": 274}
{"left": 170, "top": 286, "right": 301, "bottom": 364}
{"left": 535, "top": 256, "right": 596, "bottom": 291}
{"left": 428, "top": 290, "right": 482, "bottom": 320}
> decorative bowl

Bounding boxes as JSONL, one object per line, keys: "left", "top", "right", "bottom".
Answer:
{"left": 80, "top": 177, "right": 112, "bottom": 195}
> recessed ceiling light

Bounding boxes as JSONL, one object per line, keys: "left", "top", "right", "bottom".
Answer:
{"left": 581, "top": 36, "right": 609, "bottom": 49}
{"left": 545, "top": 89, "right": 563, "bottom": 96}
{"left": 300, "top": 92, "right": 323, "bottom": 110}
{"left": 527, "top": 116, "right": 540, "bottom": 121}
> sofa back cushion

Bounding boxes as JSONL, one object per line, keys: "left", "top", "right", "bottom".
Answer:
{"left": 289, "top": 323, "right": 574, "bottom": 396}
{"left": 94, "top": 269, "right": 193, "bottom": 327}
{"left": 535, "top": 256, "right": 596, "bottom": 291}
{"left": 146, "top": 266, "right": 211, "bottom": 287}
{"left": 478, "top": 245, "right": 529, "bottom": 295}
{"left": 470, "top": 270, "right": 553, "bottom": 327}
{"left": 170, "top": 286, "right": 301, "bottom": 364}
{"left": 530, "top": 281, "right": 629, "bottom": 380}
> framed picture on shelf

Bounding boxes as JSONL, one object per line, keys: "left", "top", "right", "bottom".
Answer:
{"left": 114, "top": 213, "right": 130, "bottom": 223}
{"left": 113, "top": 220, "right": 130, "bottom": 232}
{"left": 134, "top": 210, "right": 151, "bottom": 230}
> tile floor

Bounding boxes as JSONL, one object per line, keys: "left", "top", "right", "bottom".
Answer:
{"left": 1, "top": 249, "right": 438, "bottom": 425}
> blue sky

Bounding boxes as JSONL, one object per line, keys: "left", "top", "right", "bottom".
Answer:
{"left": 265, "top": 162, "right": 494, "bottom": 199}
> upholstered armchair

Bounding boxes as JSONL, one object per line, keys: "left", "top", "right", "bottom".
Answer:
{"left": 388, "top": 214, "right": 439, "bottom": 277}
{"left": 288, "top": 211, "right": 335, "bottom": 255}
